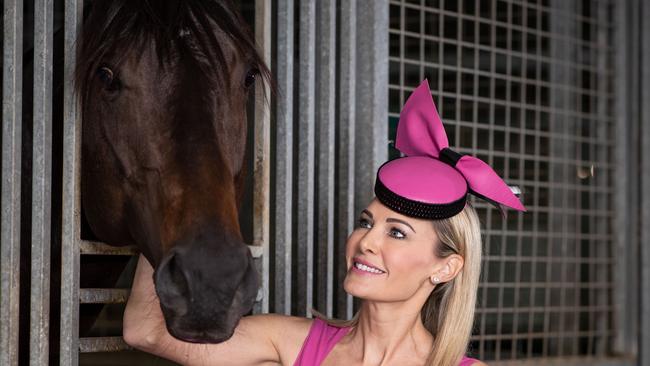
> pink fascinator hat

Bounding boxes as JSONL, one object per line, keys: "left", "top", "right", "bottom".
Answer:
{"left": 375, "top": 80, "right": 526, "bottom": 219}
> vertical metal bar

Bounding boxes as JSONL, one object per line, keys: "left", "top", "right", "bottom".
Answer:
{"left": 593, "top": 0, "right": 611, "bottom": 348}
{"left": 639, "top": 0, "right": 650, "bottom": 363}
{"left": 30, "top": 0, "right": 53, "bottom": 364}
{"left": 337, "top": 0, "right": 356, "bottom": 321}
{"left": 547, "top": 1, "right": 576, "bottom": 358}
{"left": 274, "top": 0, "right": 294, "bottom": 315}
{"left": 296, "top": 0, "right": 316, "bottom": 317}
{"left": 1, "top": 1, "right": 24, "bottom": 365}
{"left": 253, "top": 0, "right": 271, "bottom": 314}
{"left": 354, "top": 0, "right": 388, "bottom": 216}
{"left": 60, "top": 0, "right": 82, "bottom": 364}
{"left": 612, "top": 0, "right": 639, "bottom": 357}
{"left": 315, "top": 0, "right": 336, "bottom": 318}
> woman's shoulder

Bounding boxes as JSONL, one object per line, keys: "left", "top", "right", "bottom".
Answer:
{"left": 242, "top": 314, "right": 314, "bottom": 364}
{"left": 241, "top": 314, "right": 313, "bottom": 342}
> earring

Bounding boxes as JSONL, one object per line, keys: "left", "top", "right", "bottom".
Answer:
{"left": 432, "top": 276, "right": 440, "bottom": 284}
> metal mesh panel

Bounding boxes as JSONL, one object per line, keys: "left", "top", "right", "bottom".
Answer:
{"left": 389, "top": 0, "right": 615, "bottom": 362}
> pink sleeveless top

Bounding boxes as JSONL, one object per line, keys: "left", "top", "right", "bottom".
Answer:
{"left": 294, "top": 318, "right": 479, "bottom": 366}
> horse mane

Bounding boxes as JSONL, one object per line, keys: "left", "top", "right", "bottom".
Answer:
{"left": 75, "top": 0, "right": 271, "bottom": 99}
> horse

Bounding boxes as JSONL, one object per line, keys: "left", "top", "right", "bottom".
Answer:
{"left": 75, "top": 0, "right": 270, "bottom": 343}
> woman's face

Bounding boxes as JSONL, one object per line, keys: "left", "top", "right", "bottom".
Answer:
{"left": 343, "top": 198, "right": 443, "bottom": 302}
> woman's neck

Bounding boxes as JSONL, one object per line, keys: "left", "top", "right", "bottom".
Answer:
{"left": 346, "top": 300, "right": 433, "bottom": 365}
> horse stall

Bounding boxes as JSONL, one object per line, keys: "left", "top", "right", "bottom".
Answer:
{"left": 1, "top": 0, "right": 388, "bottom": 365}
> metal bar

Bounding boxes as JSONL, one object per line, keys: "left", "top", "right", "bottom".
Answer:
{"left": 296, "top": 0, "right": 316, "bottom": 317}
{"left": 79, "top": 288, "right": 130, "bottom": 304}
{"left": 354, "top": 0, "right": 388, "bottom": 215}
{"left": 594, "top": 0, "right": 614, "bottom": 358}
{"left": 337, "top": 0, "right": 357, "bottom": 321}
{"left": 546, "top": 1, "right": 573, "bottom": 358}
{"left": 639, "top": 0, "right": 650, "bottom": 363}
{"left": 30, "top": 0, "right": 54, "bottom": 364}
{"left": 60, "top": 0, "right": 83, "bottom": 364}
{"left": 1, "top": 1, "right": 24, "bottom": 365}
{"left": 79, "top": 285, "right": 261, "bottom": 306}
{"left": 612, "top": 0, "right": 639, "bottom": 357}
{"left": 79, "top": 241, "right": 138, "bottom": 256}
{"left": 253, "top": 0, "right": 271, "bottom": 314}
{"left": 315, "top": 0, "right": 336, "bottom": 318}
{"left": 78, "top": 241, "right": 263, "bottom": 258}
{"left": 274, "top": 0, "right": 294, "bottom": 315}
{"left": 79, "top": 337, "right": 130, "bottom": 353}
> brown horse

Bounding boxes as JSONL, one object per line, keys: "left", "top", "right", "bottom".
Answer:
{"left": 76, "top": 0, "right": 270, "bottom": 343}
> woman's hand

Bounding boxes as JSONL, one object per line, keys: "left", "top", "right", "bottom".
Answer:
{"left": 123, "top": 255, "right": 167, "bottom": 351}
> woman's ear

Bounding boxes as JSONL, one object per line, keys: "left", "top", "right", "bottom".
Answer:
{"left": 430, "top": 254, "right": 464, "bottom": 284}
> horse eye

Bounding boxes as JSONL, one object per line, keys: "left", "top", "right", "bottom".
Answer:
{"left": 97, "top": 67, "right": 114, "bottom": 85}
{"left": 244, "top": 68, "right": 259, "bottom": 88}
{"left": 96, "top": 66, "right": 121, "bottom": 93}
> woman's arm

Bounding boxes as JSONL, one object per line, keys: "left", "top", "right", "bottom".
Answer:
{"left": 123, "top": 254, "right": 306, "bottom": 366}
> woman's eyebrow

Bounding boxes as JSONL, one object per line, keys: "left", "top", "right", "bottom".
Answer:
{"left": 386, "top": 218, "right": 416, "bottom": 233}
{"left": 362, "top": 209, "right": 373, "bottom": 218}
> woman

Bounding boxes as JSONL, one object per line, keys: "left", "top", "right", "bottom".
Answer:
{"left": 123, "top": 80, "right": 525, "bottom": 365}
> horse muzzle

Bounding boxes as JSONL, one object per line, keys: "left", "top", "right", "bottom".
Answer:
{"left": 153, "top": 236, "right": 259, "bottom": 343}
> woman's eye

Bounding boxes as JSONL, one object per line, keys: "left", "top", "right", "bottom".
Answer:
{"left": 244, "top": 68, "right": 259, "bottom": 88}
{"left": 357, "top": 218, "right": 372, "bottom": 229}
{"left": 388, "top": 228, "right": 406, "bottom": 239}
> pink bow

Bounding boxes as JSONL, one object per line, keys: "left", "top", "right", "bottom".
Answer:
{"left": 395, "top": 80, "right": 526, "bottom": 212}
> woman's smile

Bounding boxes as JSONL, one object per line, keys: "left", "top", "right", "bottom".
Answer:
{"left": 350, "top": 257, "right": 386, "bottom": 276}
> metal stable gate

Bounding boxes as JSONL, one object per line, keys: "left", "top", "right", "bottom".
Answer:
{"left": 1, "top": 0, "right": 388, "bottom": 364}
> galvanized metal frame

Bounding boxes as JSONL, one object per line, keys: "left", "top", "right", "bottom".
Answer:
{"left": 612, "top": 0, "right": 640, "bottom": 361}
{"left": 640, "top": 0, "right": 650, "bottom": 363}
{"left": 270, "top": 0, "right": 387, "bottom": 320}
{"left": 1, "top": 1, "right": 24, "bottom": 365}
{"left": 295, "top": 0, "right": 317, "bottom": 317}
{"left": 336, "top": 0, "right": 357, "bottom": 321}
{"left": 59, "top": 0, "right": 83, "bottom": 363}
{"left": 315, "top": 0, "right": 337, "bottom": 319}
{"left": 355, "top": 0, "right": 389, "bottom": 216}
{"left": 30, "top": 0, "right": 54, "bottom": 364}
{"left": 273, "top": 0, "right": 295, "bottom": 316}
{"left": 614, "top": 1, "right": 650, "bottom": 365}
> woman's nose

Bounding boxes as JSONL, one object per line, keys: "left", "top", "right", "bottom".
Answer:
{"left": 359, "top": 230, "right": 380, "bottom": 253}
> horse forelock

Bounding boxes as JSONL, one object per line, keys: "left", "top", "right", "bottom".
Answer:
{"left": 75, "top": 0, "right": 271, "bottom": 101}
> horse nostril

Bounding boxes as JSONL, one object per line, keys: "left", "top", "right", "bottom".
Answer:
{"left": 157, "top": 251, "right": 192, "bottom": 302}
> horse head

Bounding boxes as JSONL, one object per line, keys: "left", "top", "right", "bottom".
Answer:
{"left": 76, "top": 0, "right": 270, "bottom": 343}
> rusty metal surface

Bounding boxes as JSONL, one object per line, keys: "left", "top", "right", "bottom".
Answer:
{"left": 79, "top": 288, "right": 130, "bottom": 304}
{"left": 79, "top": 337, "right": 131, "bottom": 353}
{"left": 80, "top": 241, "right": 138, "bottom": 256}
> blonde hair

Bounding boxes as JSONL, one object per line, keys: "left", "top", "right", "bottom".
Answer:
{"left": 315, "top": 203, "right": 483, "bottom": 366}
